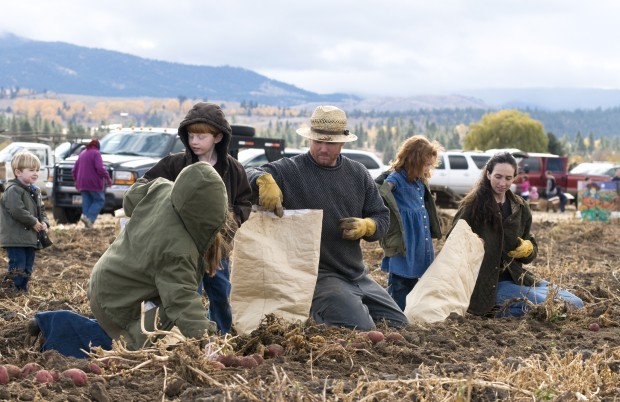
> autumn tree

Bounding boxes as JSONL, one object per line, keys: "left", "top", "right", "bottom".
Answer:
{"left": 463, "top": 109, "right": 548, "bottom": 152}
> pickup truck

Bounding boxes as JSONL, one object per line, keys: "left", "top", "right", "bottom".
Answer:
{"left": 514, "top": 152, "right": 611, "bottom": 200}
{"left": 0, "top": 142, "right": 55, "bottom": 199}
{"left": 429, "top": 150, "right": 528, "bottom": 208}
{"left": 50, "top": 125, "right": 285, "bottom": 223}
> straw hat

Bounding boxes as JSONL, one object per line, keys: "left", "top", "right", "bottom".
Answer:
{"left": 296, "top": 105, "right": 357, "bottom": 143}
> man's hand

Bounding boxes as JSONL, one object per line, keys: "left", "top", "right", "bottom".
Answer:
{"left": 256, "top": 174, "right": 284, "bottom": 217}
{"left": 507, "top": 237, "right": 534, "bottom": 259}
{"left": 339, "top": 217, "right": 377, "bottom": 240}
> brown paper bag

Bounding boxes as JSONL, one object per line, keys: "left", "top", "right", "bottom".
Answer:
{"left": 230, "top": 209, "right": 323, "bottom": 335}
{"left": 404, "top": 219, "right": 484, "bottom": 323}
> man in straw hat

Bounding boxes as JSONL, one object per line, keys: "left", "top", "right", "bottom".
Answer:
{"left": 247, "top": 105, "right": 408, "bottom": 330}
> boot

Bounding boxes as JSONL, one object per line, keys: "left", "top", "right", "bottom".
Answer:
{"left": 80, "top": 215, "right": 93, "bottom": 228}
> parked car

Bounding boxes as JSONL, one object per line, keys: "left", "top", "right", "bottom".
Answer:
{"left": 51, "top": 125, "right": 285, "bottom": 224}
{"left": 428, "top": 149, "right": 530, "bottom": 207}
{"left": 569, "top": 162, "right": 620, "bottom": 178}
{"left": 0, "top": 142, "right": 54, "bottom": 199}
{"left": 54, "top": 139, "right": 92, "bottom": 160}
{"left": 515, "top": 153, "right": 610, "bottom": 200}
{"left": 429, "top": 151, "right": 494, "bottom": 196}
{"left": 237, "top": 148, "right": 389, "bottom": 179}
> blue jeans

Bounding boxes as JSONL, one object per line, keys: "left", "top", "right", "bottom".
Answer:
{"left": 81, "top": 191, "right": 106, "bottom": 223}
{"left": 5, "top": 247, "right": 36, "bottom": 291}
{"left": 387, "top": 273, "right": 419, "bottom": 311}
{"left": 197, "top": 258, "right": 232, "bottom": 334}
{"left": 495, "top": 280, "right": 584, "bottom": 317}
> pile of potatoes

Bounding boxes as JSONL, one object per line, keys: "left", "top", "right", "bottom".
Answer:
{"left": 0, "top": 362, "right": 96, "bottom": 387}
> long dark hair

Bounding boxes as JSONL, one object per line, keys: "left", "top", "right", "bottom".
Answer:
{"left": 459, "top": 152, "right": 518, "bottom": 229}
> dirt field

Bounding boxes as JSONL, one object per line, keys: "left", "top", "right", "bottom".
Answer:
{"left": 0, "top": 209, "right": 619, "bottom": 401}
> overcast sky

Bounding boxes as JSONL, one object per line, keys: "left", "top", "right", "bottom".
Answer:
{"left": 2, "top": 0, "right": 620, "bottom": 97}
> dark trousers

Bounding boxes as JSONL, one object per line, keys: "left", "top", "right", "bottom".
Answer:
{"left": 387, "top": 273, "right": 419, "bottom": 311}
{"left": 310, "top": 273, "right": 408, "bottom": 331}
{"left": 198, "top": 258, "right": 232, "bottom": 334}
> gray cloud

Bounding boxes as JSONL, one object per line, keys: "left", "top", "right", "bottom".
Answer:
{"left": 2, "top": 0, "right": 620, "bottom": 96}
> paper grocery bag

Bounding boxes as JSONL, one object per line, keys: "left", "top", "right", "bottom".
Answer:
{"left": 404, "top": 219, "right": 484, "bottom": 323}
{"left": 230, "top": 209, "right": 323, "bottom": 335}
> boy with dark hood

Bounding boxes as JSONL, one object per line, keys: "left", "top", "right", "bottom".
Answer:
{"left": 143, "top": 102, "right": 251, "bottom": 334}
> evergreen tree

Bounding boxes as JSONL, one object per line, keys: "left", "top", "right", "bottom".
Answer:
{"left": 547, "top": 132, "right": 567, "bottom": 156}
{"left": 375, "top": 127, "right": 388, "bottom": 152}
{"left": 574, "top": 131, "right": 585, "bottom": 153}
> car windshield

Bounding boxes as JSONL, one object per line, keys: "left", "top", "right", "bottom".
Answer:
{"left": 0, "top": 144, "right": 24, "bottom": 162}
{"left": 100, "top": 132, "right": 171, "bottom": 157}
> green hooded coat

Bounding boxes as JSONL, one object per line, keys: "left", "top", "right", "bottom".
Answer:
{"left": 88, "top": 163, "right": 228, "bottom": 347}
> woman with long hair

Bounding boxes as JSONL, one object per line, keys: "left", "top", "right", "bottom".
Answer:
{"left": 450, "top": 152, "right": 583, "bottom": 317}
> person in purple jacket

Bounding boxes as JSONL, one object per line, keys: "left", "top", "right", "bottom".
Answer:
{"left": 72, "top": 138, "right": 112, "bottom": 228}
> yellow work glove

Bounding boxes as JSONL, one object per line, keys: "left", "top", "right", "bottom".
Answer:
{"left": 339, "top": 217, "right": 377, "bottom": 240}
{"left": 256, "top": 174, "right": 284, "bottom": 217}
{"left": 507, "top": 237, "right": 534, "bottom": 259}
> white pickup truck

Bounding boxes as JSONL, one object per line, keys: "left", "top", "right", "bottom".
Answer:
{"left": 429, "top": 150, "right": 526, "bottom": 207}
{"left": 0, "top": 142, "right": 55, "bottom": 199}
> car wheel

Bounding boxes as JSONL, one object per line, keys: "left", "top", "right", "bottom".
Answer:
{"left": 52, "top": 206, "right": 81, "bottom": 224}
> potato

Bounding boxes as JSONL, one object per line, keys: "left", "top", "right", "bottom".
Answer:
{"left": 264, "top": 344, "right": 284, "bottom": 358}
{"left": 211, "top": 361, "right": 225, "bottom": 370}
{"left": 249, "top": 353, "right": 264, "bottom": 366}
{"left": 35, "top": 370, "right": 55, "bottom": 385}
{"left": 385, "top": 332, "right": 405, "bottom": 342}
{"left": 88, "top": 362, "right": 102, "bottom": 375}
{"left": 216, "top": 354, "right": 241, "bottom": 368}
{"left": 61, "top": 368, "right": 88, "bottom": 387}
{"left": 0, "top": 366, "right": 9, "bottom": 385}
{"left": 367, "top": 330, "right": 385, "bottom": 345}
{"left": 239, "top": 356, "right": 258, "bottom": 369}
{"left": 3, "top": 364, "right": 21, "bottom": 380}
{"left": 20, "top": 362, "right": 43, "bottom": 378}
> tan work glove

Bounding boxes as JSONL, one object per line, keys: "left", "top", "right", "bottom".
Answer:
{"left": 339, "top": 217, "right": 377, "bottom": 240}
{"left": 507, "top": 237, "right": 534, "bottom": 259}
{"left": 256, "top": 174, "right": 284, "bottom": 217}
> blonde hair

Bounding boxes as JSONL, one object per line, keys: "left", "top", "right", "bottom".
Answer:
{"left": 11, "top": 151, "right": 41, "bottom": 172}
{"left": 390, "top": 136, "right": 443, "bottom": 182}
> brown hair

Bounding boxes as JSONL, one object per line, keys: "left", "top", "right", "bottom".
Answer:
{"left": 390, "top": 135, "right": 443, "bottom": 182}
{"left": 187, "top": 122, "right": 219, "bottom": 135}
{"left": 203, "top": 212, "right": 236, "bottom": 277}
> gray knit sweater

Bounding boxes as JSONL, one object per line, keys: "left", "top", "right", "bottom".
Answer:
{"left": 247, "top": 152, "right": 389, "bottom": 281}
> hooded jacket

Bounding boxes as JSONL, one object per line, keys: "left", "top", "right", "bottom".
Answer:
{"left": 88, "top": 163, "right": 228, "bottom": 343}
{"left": 0, "top": 180, "right": 50, "bottom": 248}
{"left": 143, "top": 102, "right": 252, "bottom": 224}
{"left": 450, "top": 191, "right": 538, "bottom": 316}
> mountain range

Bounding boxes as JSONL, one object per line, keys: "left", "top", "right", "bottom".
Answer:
{"left": 2, "top": 33, "right": 620, "bottom": 111}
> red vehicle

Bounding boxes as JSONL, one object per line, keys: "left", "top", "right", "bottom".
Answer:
{"left": 515, "top": 152, "right": 611, "bottom": 201}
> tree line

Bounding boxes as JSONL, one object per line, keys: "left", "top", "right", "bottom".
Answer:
{"left": 1, "top": 98, "right": 619, "bottom": 164}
